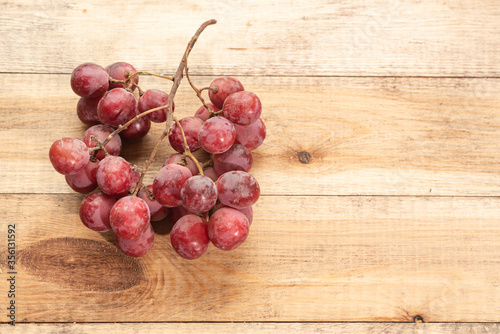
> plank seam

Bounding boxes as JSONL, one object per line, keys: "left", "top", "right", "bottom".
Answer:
{"left": 2, "top": 71, "right": 500, "bottom": 79}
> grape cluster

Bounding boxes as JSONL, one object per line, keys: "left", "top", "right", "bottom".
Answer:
{"left": 49, "top": 61, "right": 266, "bottom": 260}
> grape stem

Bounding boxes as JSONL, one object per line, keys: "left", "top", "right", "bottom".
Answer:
{"left": 100, "top": 104, "right": 173, "bottom": 148}
{"left": 211, "top": 110, "right": 224, "bottom": 117}
{"left": 130, "top": 19, "right": 217, "bottom": 195}
{"left": 111, "top": 70, "right": 172, "bottom": 90}
{"left": 173, "top": 117, "right": 204, "bottom": 176}
{"left": 185, "top": 56, "right": 212, "bottom": 113}
{"left": 199, "top": 86, "right": 216, "bottom": 93}
{"left": 89, "top": 135, "right": 109, "bottom": 160}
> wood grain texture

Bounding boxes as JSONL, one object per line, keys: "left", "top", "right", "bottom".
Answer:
{"left": 1, "top": 74, "right": 499, "bottom": 196}
{"left": 9, "top": 322, "right": 500, "bottom": 334}
{"left": 2, "top": 0, "right": 500, "bottom": 330}
{"left": 1, "top": 0, "right": 500, "bottom": 76}
{"left": 2, "top": 194, "right": 500, "bottom": 322}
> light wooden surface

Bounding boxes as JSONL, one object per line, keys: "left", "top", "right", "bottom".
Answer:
{"left": 1, "top": 0, "right": 500, "bottom": 333}
{"left": 11, "top": 323, "right": 500, "bottom": 334}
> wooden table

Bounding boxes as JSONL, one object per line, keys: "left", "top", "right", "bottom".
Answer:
{"left": 1, "top": 1, "right": 500, "bottom": 333}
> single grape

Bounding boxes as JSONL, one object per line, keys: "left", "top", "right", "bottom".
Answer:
{"left": 194, "top": 103, "right": 220, "bottom": 121}
{"left": 106, "top": 62, "right": 139, "bottom": 91}
{"left": 208, "top": 207, "right": 249, "bottom": 250}
{"left": 212, "top": 202, "right": 253, "bottom": 226}
{"left": 76, "top": 96, "right": 101, "bottom": 126}
{"left": 79, "top": 191, "right": 116, "bottom": 232}
{"left": 223, "top": 91, "right": 262, "bottom": 126}
{"left": 138, "top": 89, "right": 174, "bottom": 123}
{"left": 115, "top": 223, "right": 154, "bottom": 257}
{"left": 198, "top": 116, "right": 235, "bottom": 154}
{"left": 208, "top": 77, "right": 244, "bottom": 110}
{"left": 120, "top": 116, "right": 151, "bottom": 141}
{"left": 203, "top": 167, "right": 218, "bottom": 182}
{"left": 153, "top": 164, "right": 192, "bottom": 207}
{"left": 138, "top": 185, "right": 170, "bottom": 222}
{"left": 181, "top": 175, "right": 218, "bottom": 213}
{"left": 217, "top": 171, "right": 260, "bottom": 209}
{"left": 212, "top": 144, "right": 253, "bottom": 176}
{"left": 168, "top": 117, "right": 204, "bottom": 153}
{"left": 164, "top": 153, "right": 199, "bottom": 176}
{"left": 82, "top": 124, "right": 122, "bottom": 160}
{"left": 110, "top": 196, "right": 151, "bottom": 240}
{"left": 49, "top": 137, "right": 90, "bottom": 175}
{"left": 97, "top": 88, "right": 137, "bottom": 127}
{"left": 234, "top": 118, "right": 266, "bottom": 151}
{"left": 65, "top": 160, "right": 99, "bottom": 193}
{"left": 96, "top": 156, "right": 132, "bottom": 196}
{"left": 170, "top": 214, "right": 210, "bottom": 260}
{"left": 70, "top": 63, "right": 109, "bottom": 98}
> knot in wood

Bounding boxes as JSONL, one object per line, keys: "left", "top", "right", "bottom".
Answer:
{"left": 297, "top": 151, "right": 311, "bottom": 164}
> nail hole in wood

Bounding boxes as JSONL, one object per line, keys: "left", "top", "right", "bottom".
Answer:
{"left": 297, "top": 151, "right": 311, "bottom": 164}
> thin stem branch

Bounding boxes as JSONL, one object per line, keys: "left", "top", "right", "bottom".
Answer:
{"left": 101, "top": 104, "right": 169, "bottom": 147}
{"left": 89, "top": 135, "right": 109, "bottom": 158}
{"left": 122, "top": 71, "right": 174, "bottom": 90}
{"left": 185, "top": 56, "right": 210, "bottom": 111}
{"left": 130, "top": 19, "right": 217, "bottom": 195}
{"left": 199, "top": 86, "right": 216, "bottom": 93}
{"left": 173, "top": 117, "right": 204, "bottom": 176}
{"left": 109, "top": 77, "right": 125, "bottom": 84}
{"left": 131, "top": 129, "right": 168, "bottom": 196}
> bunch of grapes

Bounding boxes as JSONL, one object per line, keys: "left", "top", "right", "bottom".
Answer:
{"left": 49, "top": 28, "right": 266, "bottom": 260}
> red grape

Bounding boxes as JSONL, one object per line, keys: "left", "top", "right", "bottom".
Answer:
{"left": 234, "top": 117, "right": 266, "bottom": 151}
{"left": 208, "top": 77, "right": 244, "bottom": 110}
{"left": 110, "top": 196, "right": 151, "bottom": 240}
{"left": 181, "top": 175, "right": 218, "bottom": 213}
{"left": 79, "top": 191, "right": 116, "bottom": 232}
{"left": 65, "top": 160, "right": 99, "bottom": 193}
{"left": 49, "top": 137, "right": 90, "bottom": 175}
{"left": 138, "top": 185, "right": 170, "bottom": 222}
{"left": 76, "top": 96, "right": 101, "bottom": 126}
{"left": 213, "top": 202, "right": 253, "bottom": 226}
{"left": 82, "top": 124, "right": 122, "bottom": 160}
{"left": 170, "top": 214, "right": 210, "bottom": 260}
{"left": 208, "top": 207, "right": 249, "bottom": 250}
{"left": 97, "top": 88, "right": 137, "bottom": 127}
{"left": 138, "top": 89, "right": 174, "bottom": 123}
{"left": 198, "top": 116, "right": 235, "bottom": 154}
{"left": 153, "top": 164, "right": 192, "bottom": 207}
{"left": 212, "top": 143, "right": 253, "bottom": 176}
{"left": 164, "top": 153, "right": 199, "bottom": 176}
{"left": 194, "top": 103, "right": 220, "bottom": 121}
{"left": 71, "top": 63, "right": 109, "bottom": 98}
{"left": 115, "top": 223, "right": 154, "bottom": 257}
{"left": 96, "top": 156, "right": 132, "bottom": 196}
{"left": 223, "top": 91, "right": 262, "bottom": 126}
{"left": 120, "top": 116, "right": 151, "bottom": 141}
{"left": 106, "top": 62, "right": 139, "bottom": 91}
{"left": 169, "top": 117, "right": 204, "bottom": 153}
{"left": 217, "top": 171, "right": 260, "bottom": 209}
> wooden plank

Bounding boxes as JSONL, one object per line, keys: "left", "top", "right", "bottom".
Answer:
{"left": 2, "top": 194, "right": 500, "bottom": 322}
{"left": 1, "top": 74, "right": 500, "bottom": 196}
{"left": 1, "top": 0, "right": 500, "bottom": 76}
{"left": 9, "top": 322, "right": 500, "bottom": 334}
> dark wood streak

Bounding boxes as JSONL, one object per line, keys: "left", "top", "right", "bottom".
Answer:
{"left": 17, "top": 237, "right": 145, "bottom": 292}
